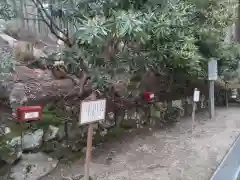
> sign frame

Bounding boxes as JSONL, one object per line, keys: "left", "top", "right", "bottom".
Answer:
{"left": 79, "top": 99, "right": 106, "bottom": 126}
{"left": 16, "top": 106, "right": 42, "bottom": 122}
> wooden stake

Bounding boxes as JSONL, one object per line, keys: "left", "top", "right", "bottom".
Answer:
{"left": 84, "top": 123, "right": 93, "bottom": 180}
{"left": 192, "top": 102, "right": 196, "bottom": 131}
{"left": 192, "top": 88, "right": 200, "bottom": 132}
{"left": 19, "top": 121, "right": 24, "bottom": 150}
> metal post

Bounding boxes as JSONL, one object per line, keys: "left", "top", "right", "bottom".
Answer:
{"left": 84, "top": 123, "right": 93, "bottom": 180}
{"left": 225, "top": 82, "right": 229, "bottom": 108}
{"left": 209, "top": 80, "right": 215, "bottom": 119}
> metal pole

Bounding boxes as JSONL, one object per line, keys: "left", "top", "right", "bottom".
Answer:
{"left": 209, "top": 80, "right": 215, "bottom": 119}
{"left": 84, "top": 123, "right": 93, "bottom": 180}
{"left": 225, "top": 82, "right": 229, "bottom": 108}
{"left": 192, "top": 102, "right": 196, "bottom": 131}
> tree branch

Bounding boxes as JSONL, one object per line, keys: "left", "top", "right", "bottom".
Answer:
{"left": 31, "top": 0, "right": 72, "bottom": 47}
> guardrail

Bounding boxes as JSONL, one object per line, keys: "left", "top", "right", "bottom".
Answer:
{"left": 210, "top": 133, "right": 240, "bottom": 180}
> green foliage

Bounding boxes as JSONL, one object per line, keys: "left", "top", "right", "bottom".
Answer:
{"left": 0, "top": 136, "right": 11, "bottom": 156}
{"left": 0, "top": 2, "right": 15, "bottom": 20}
{"left": 44, "top": 0, "right": 239, "bottom": 94}
{"left": 0, "top": 53, "right": 15, "bottom": 83}
{"left": 31, "top": 106, "right": 64, "bottom": 130}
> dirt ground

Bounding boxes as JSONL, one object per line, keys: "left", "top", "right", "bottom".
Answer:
{"left": 42, "top": 105, "right": 240, "bottom": 180}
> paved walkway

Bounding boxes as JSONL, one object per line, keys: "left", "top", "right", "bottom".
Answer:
{"left": 43, "top": 106, "right": 240, "bottom": 180}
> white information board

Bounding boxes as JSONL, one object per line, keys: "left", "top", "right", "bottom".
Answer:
{"left": 208, "top": 59, "right": 218, "bottom": 80}
{"left": 79, "top": 99, "right": 106, "bottom": 125}
{"left": 193, "top": 89, "right": 200, "bottom": 102}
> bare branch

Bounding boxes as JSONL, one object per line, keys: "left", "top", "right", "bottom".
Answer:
{"left": 31, "top": 0, "right": 72, "bottom": 47}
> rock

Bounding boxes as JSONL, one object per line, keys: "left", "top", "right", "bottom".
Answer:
{"left": 1, "top": 136, "right": 22, "bottom": 164}
{"left": 4, "top": 127, "right": 11, "bottom": 134}
{"left": 172, "top": 100, "right": 184, "bottom": 117}
{"left": 81, "top": 147, "right": 87, "bottom": 153}
{"left": 99, "top": 128, "right": 108, "bottom": 137}
{"left": 99, "top": 113, "right": 115, "bottom": 129}
{"left": 42, "top": 140, "right": 59, "bottom": 153}
{"left": 10, "top": 152, "right": 58, "bottom": 180}
{"left": 61, "top": 174, "right": 94, "bottom": 180}
{"left": 61, "top": 174, "right": 84, "bottom": 180}
{"left": 44, "top": 125, "right": 59, "bottom": 141}
{"left": 155, "top": 102, "right": 167, "bottom": 110}
{"left": 9, "top": 82, "right": 28, "bottom": 112}
{"left": 56, "top": 125, "right": 65, "bottom": 141}
{"left": 22, "top": 129, "right": 44, "bottom": 151}
{"left": 68, "top": 123, "right": 88, "bottom": 140}
{"left": 150, "top": 104, "right": 161, "bottom": 118}
{"left": 71, "top": 143, "right": 83, "bottom": 152}
{"left": 172, "top": 100, "right": 183, "bottom": 109}
{"left": 0, "top": 125, "right": 11, "bottom": 136}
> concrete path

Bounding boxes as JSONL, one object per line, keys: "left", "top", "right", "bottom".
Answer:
{"left": 42, "top": 106, "right": 240, "bottom": 180}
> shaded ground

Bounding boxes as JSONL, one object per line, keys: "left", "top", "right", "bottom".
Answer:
{"left": 41, "top": 106, "right": 240, "bottom": 180}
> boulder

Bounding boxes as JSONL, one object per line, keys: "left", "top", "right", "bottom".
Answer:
{"left": 1, "top": 136, "right": 22, "bottom": 164}
{"left": 10, "top": 152, "right": 58, "bottom": 180}
{"left": 44, "top": 125, "right": 59, "bottom": 141}
{"left": 22, "top": 129, "right": 44, "bottom": 151}
{"left": 56, "top": 125, "right": 65, "bottom": 141}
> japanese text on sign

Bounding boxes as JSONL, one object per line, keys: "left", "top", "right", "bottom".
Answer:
{"left": 79, "top": 99, "right": 106, "bottom": 125}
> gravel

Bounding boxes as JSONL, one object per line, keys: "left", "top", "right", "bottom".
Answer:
{"left": 42, "top": 106, "right": 240, "bottom": 180}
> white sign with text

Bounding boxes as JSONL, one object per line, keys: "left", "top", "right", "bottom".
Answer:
{"left": 79, "top": 99, "right": 106, "bottom": 125}
{"left": 193, "top": 89, "right": 200, "bottom": 102}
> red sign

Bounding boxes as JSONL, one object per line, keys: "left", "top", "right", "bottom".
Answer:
{"left": 143, "top": 92, "right": 155, "bottom": 101}
{"left": 16, "top": 106, "right": 42, "bottom": 122}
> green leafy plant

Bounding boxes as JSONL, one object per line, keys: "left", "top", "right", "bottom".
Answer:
{"left": 0, "top": 2, "right": 16, "bottom": 20}
{"left": 34, "top": 0, "right": 240, "bottom": 97}
{"left": 0, "top": 53, "right": 15, "bottom": 83}
{"left": 31, "top": 106, "right": 65, "bottom": 130}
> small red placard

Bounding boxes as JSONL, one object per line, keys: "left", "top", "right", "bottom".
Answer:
{"left": 143, "top": 92, "right": 155, "bottom": 101}
{"left": 16, "top": 106, "right": 43, "bottom": 122}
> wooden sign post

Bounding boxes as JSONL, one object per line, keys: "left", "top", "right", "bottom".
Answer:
{"left": 192, "top": 88, "right": 200, "bottom": 131}
{"left": 208, "top": 59, "right": 218, "bottom": 119}
{"left": 79, "top": 99, "right": 106, "bottom": 180}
